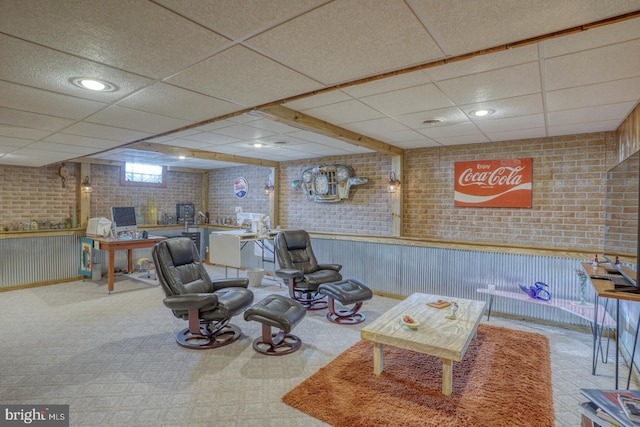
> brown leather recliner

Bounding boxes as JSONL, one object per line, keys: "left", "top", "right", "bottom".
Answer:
{"left": 152, "top": 237, "right": 254, "bottom": 350}
{"left": 273, "top": 230, "right": 342, "bottom": 310}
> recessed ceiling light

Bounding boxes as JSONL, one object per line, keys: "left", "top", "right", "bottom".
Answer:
{"left": 70, "top": 77, "right": 117, "bottom": 92}
{"left": 253, "top": 143, "right": 263, "bottom": 148}
{"left": 469, "top": 109, "right": 494, "bottom": 117}
{"left": 178, "top": 156, "right": 186, "bottom": 160}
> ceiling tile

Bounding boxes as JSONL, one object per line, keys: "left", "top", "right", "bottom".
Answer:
{"left": 85, "top": 106, "right": 193, "bottom": 134}
{"left": 360, "top": 84, "right": 454, "bottom": 117}
{"left": 182, "top": 132, "right": 241, "bottom": 146}
{"left": 0, "top": 125, "right": 51, "bottom": 141}
{"left": 409, "top": 0, "right": 640, "bottom": 55}
{"left": 211, "top": 124, "right": 277, "bottom": 141}
{"left": 28, "top": 141, "right": 98, "bottom": 155}
{"left": 546, "top": 102, "right": 637, "bottom": 127}
{"left": 542, "top": 16, "right": 640, "bottom": 58}
{"left": 548, "top": 120, "right": 623, "bottom": 136}
{"left": 437, "top": 62, "right": 541, "bottom": 104}
{"left": 43, "top": 133, "right": 129, "bottom": 149}
{"left": 246, "top": 0, "right": 444, "bottom": 85}
{"left": 419, "top": 122, "right": 482, "bottom": 139}
{"left": 0, "top": 34, "right": 154, "bottom": 102}
{"left": 486, "top": 128, "right": 547, "bottom": 141}
{"left": 0, "top": 81, "right": 107, "bottom": 120}
{"left": 474, "top": 114, "right": 545, "bottom": 133}
{"left": 0, "top": 136, "right": 33, "bottom": 148}
{"left": 545, "top": 38, "right": 640, "bottom": 90}
{"left": 434, "top": 134, "right": 490, "bottom": 146}
{"left": 167, "top": 45, "right": 323, "bottom": 107}
{"left": 392, "top": 138, "right": 440, "bottom": 149}
{"left": 117, "top": 83, "right": 244, "bottom": 122}
{"left": 397, "top": 107, "right": 469, "bottom": 129}
{"left": 283, "top": 91, "right": 353, "bottom": 111}
{"left": 63, "top": 122, "right": 152, "bottom": 143}
{"left": 425, "top": 44, "right": 539, "bottom": 81}
{"left": 0, "top": 107, "right": 74, "bottom": 132}
{"left": 155, "top": 0, "right": 326, "bottom": 40}
{"left": 302, "top": 100, "right": 384, "bottom": 125}
{"left": 547, "top": 77, "right": 640, "bottom": 112}
{"left": 340, "top": 71, "right": 433, "bottom": 98}
{"left": 461, "top": 94, "right": 545, "bottom": 119}
{"left": 0, "top": 0, "right": 230, "bottom": 79}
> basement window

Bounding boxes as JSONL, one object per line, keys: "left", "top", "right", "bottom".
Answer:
{"left": 121, "top": 162, "right": 167, "bottom": 187}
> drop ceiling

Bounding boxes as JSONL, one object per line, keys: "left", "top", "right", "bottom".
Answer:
{"left": 0, "top": 0, "right": 639, "bottom": 169}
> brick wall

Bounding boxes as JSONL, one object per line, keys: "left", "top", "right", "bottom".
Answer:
{"left": 0, "top": 163, "right": 77, "bottom": 230}
{"left": 403, "top": 133, "right": 613, "bottom": 249}
{"left": 0, "top": 131, "right": 616, "bottom": 251}
{"left": 279, "top": 153, "right": 392, "bottom": 235}
{"left": 0, "top": 163, "right": 203, "bottom": 229}
{"left": 89, "top": 164, "right": 202, "bottom": 224}
{"left": 208, "top": 165, "right": 272, "bottom": 224}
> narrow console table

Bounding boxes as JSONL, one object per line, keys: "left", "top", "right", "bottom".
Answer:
{"left": 585, "top": 262, "right": 640, "bottom": 390}
{"left": 477, "top": 287, "right": 616, "bottom": 374}
{"left": 92, "top": 236, "right": 166, "bottom": 293}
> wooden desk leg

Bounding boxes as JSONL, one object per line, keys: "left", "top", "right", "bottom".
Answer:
{"left": 127, "top": 249, "right": 133, "bottom": 273}
{"left": 442, "top": 358, "right": 453, "bottom": 395}
{"left": 107, "top": 250, "right": 115, "bottom": 294}
{"left": 373, "top": 343, "right": 384, "bottom": 375}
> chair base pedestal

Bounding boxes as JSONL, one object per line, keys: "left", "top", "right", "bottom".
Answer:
{"left": 286, "top": 280, "right": 327, "bottom": 310}
{"left": 176, "top": 323, "right": 242, "bottom": 350}
{"left": 252, "top": 326, "right": 302, "bottom": 356}
{"left": 326, "top": 299, "right": 366, "bottom": 324}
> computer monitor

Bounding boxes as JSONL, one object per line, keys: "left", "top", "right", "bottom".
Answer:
{"left": 111, "top": 206, "right": 137, "bottom": 234}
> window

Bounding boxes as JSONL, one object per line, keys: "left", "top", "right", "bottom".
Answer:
{"left": 121, "top": 162, "right": 167, "bottom": 188}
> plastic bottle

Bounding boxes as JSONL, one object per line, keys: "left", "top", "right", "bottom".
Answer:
{"left": 616, "top": 256, "right": 621, "bottom": 265}
{"left": 592, "top": 254, "right": 599, "bottom": 268}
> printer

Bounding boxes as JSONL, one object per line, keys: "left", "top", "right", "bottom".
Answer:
{"left": 86, "top": 217, "right": 112, "bottom": 238}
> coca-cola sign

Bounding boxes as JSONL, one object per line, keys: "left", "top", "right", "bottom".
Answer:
{"left": 454, "top": 158, "right": 532, "bottom": 207}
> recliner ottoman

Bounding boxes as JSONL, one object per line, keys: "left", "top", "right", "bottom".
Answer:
{"left": 244, "top": 294, "right": 306, "bottom": 355}
{"left": 318, "top": 278, "right": 373, "bottom": 324}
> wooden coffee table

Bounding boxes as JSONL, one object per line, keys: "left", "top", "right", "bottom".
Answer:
{"left": 360, "top": 292, "right": 486, "bottom": 395}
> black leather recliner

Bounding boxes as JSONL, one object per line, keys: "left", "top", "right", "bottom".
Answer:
{"left": 273, "top": 230, "right": 342, "bottom": 310}
{"left": 152, "top": 237, "right": 254, "bottom": 350}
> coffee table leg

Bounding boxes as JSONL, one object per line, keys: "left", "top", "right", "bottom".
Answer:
{"left": 373, "top": 343, "right": 384, "bottom": 375}
{"left": 442, "top": 358, "right": 452, "bottom": 395}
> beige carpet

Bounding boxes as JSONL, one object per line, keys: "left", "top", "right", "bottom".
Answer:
{"left": 283, "top": 324, "right": 554, "bottom": 427}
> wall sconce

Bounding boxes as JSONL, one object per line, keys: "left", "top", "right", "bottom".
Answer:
{"left": 387, "top": 172, "right": 401, "bottom": 193}
{"left": 264, "top": 179, "right": 274, "bottom": 194}
{"left": 81, "top": 176, "right": 93, "bottom": 193}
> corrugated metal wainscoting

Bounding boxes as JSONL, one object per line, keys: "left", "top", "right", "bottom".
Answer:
{"left": 0, "top": 235, "right": 80, "bottom": 287}
{"left": 310, "top": 238, "right": 593, "bottom": 328}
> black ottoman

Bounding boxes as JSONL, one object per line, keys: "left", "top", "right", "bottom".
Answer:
{"left": 243, "top": 294, "right": 306, "bottom": 355}
{"left": 318, "top": 279, "right": 373, "bottom": 324}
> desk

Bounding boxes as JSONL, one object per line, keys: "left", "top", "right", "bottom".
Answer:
{"left": 93, "top": 236, "right": 166, "bottom": 293}
{"left": 585, "top": 262, "right": 640, "bottom": 389}
{"left": 209, "top": 230, "right": 278, "bottom": 274}
{"left": 360, "top": 293, "right": 485, "bottom": 395}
